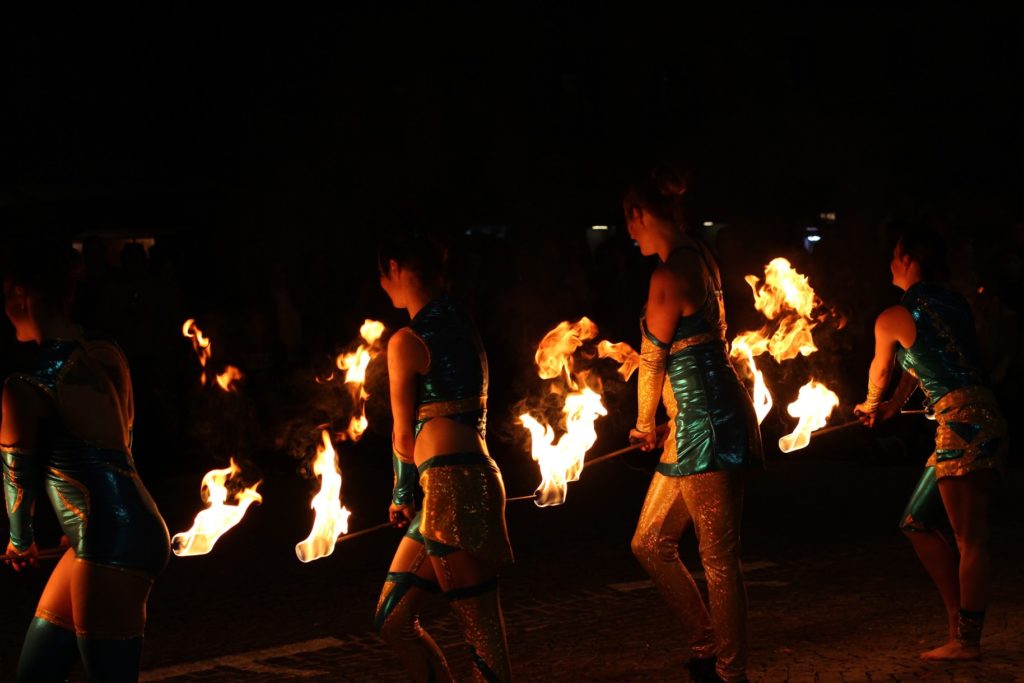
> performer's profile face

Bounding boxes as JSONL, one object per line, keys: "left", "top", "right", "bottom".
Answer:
{"left": 890, "top": 241, "right": 911, "bottom": 287}
{"left": 625, "top": 207, "right": 652, "bottom": 255}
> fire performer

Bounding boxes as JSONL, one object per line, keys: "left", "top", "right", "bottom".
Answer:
{"left": 854, "top": 225, "right": 1007, "bottom": 662}
{"left": 374, "top": 231, "right": 514, "bottom": 682}
{"left": 624, "top": 166, "right": 762, "bottom": 683}
{"left": 2, "top": 239, "right": 170, "bottom": 682}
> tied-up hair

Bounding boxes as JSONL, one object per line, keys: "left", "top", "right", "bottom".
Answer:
{"left": 622, "top": 162, "right": 689, "bottom": 229}
{"left": 891, "top": 221, "right": 950, "bottom": 283}
{"left": 2, "top": 237, "right": 82, "bottom": 309}
{"left": 377, "top": 229, "right": 448, "bottom": 289}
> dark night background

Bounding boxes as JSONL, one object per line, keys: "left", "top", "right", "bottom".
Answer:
{"left": 3, "top": 5, "right": 1023, "bottom": 474}
{"left": 1, "top": 5, "right": 1023, "bottom": 680}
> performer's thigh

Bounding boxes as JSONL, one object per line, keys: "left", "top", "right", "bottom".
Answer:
{"left": 70, "top": 560, "right": 154, "bottom": 638}
{"left": 635, "top": 472, "right": 691, "bottom": 542}
{"left": 682, "top": 471, "right": 743, "bottom": 556}
{"left": 428, "top": 550, "right": 495, "bottom": 593}
{"left": 389, "top": 536, "right": 437, "bottom": 582}
{"left": 938, "top": 470, "right": 996, "bottom": 545}
{"left": 35, "top": 549, "right": 77, "bottom": 629}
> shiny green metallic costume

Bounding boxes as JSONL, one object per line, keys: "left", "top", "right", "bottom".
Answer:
{"left": 632, "top": 245, "right": 761, "bottom": 683}
{"left": 377, "top": 297, "right": 512, "bottom": 683}
{"left": 1, "top": 336, "right": 170, "bottom": 572}
{"left": 895, "top": 282, "right": 1007, "bottom": 533}
{"left": 2, "top": 335, "right": 170, "bottom": 683}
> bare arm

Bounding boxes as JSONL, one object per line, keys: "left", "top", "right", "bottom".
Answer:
{"left": 386, "top": 329, "right": 429, "bottom": 523}
{"left": 632, "top": 265, "right": 685, "bottom": 448}
{"left": 856, "top": 306, "right": 917, "bottom": 424}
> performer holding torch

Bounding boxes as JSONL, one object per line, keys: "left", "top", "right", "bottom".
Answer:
{"left": 624, "top": 166, "right": 763, "bottom": 683}
{"left": 374, "top": 231, "right": 514, "bottom": 682}
{"left": 854, "top": 224, "right": 1007, "bottom": 662}
{"left": 2, "top": 239, "right": 170, "bottom": 682}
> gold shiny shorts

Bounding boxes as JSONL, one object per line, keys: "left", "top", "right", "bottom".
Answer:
{"left": 928, "top": 386, "right": 1008, "bottom": 479}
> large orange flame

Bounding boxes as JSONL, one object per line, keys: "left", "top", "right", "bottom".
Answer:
{"left": 520, "top": 388, "right": 608, "bottom": 507}
{"left": 521, "top": 318, "right": 635, "bottom": 506}
{"left": 534, "top": 317, "right": 599, "bottom": 388}
{"left": 295, "top": 430, "right": 352, "bottom": 562}
{"left": 171, "top": 458, "right": 262, "bottom": 556}
{"left": 778, "top": 381, "right": 840, "bottom": 453}
{"left": 729, "top": 258, "right": 825, "bottom": 422}
{"left": 331, "top": 320, "right": 386, "bottom": 441}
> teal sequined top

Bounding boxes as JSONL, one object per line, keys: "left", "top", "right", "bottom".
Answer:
{"left": 644, "top": 246, "right": 762, "bottom": 477}
{"left": 895, "top": 282, "right": 984, "bottom": 406}
{"left": 1, "top": 335, "right": 169, "bottom": 574}
{"left": 408, "top": 298, "right": 488, "bottom": 439}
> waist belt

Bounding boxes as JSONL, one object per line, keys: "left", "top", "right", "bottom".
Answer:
{"left": 416, "top": 396, "right": 487, "bottom": 422}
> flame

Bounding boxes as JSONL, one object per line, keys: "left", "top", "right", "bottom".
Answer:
{"left": 534, "top": 317, "right": 599, "bottom": 388}
{"left": 295, "top": 430, "right": 352, "bottom": 562}
{"left": 331, "top": 319, "right": 386, "bottom": 440}
{"left": 520, "top": 388, "right": 608, "bottom": 507}
{"left": 171, "top": 458, "right": 263, "bottom": 556}
{"left": 729, "top": 258, "right": 825, "bottom": 420}
{"left": 182, "top": 319, "right": 212, "bottom": 385}
{"left": 521, "top": 318, "right": 633, "bottom": 506}
{"left": 745, "top": 258, "right": 819, "bottom": 320}
{"left": 597, "top": 340, "right": 640, "bottom": 381}
{"left": 182, "top": 319, "right": 244, "bottom": 392}
{"left": 731, "top": 337, "right": 772, "bottom": 424}
{"left": 215, "top": 365, "right": 244, "bottom": 392}
{"left": 778, "top": 381, "right": 840, "bottom": 453}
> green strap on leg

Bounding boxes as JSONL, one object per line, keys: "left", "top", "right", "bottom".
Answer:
{"left": 374, "top": 571, "right": 441, "bottom": 633}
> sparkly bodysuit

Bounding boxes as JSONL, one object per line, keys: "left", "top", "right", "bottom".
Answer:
{"left": 377, "top": 298, "right": 512, "bottom": 683}
{"left": 632, "top": 244, "right": 760, "bottom": 683}
{"left": 896, "top": 282, "right": 1007, "bottom": 532}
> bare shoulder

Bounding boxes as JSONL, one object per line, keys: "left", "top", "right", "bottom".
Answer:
{"left": 877, "top": 304, "right": 914, "bottom": 329}
{"left": 388, "top": 327, "right": 429, "bottom": 372}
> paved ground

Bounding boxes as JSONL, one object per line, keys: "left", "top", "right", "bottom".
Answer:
{"left": 2, "top": 429, "right": 1022, "bottom": 682}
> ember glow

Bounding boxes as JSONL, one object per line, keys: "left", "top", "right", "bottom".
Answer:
{"left": 520, "top": 318, "right": 635, "bottom": 506}
{"left": 331, "top": 319, "right": 386, "bottom": 441}
{"left": 597, "top": 340, "right": 640, "bottom": 381}
{"left": 778, "top": 381, "right": 840, "bottom": 453}
{"left": 295, "top": 430, "right": 352, "bottom": 563}
{"left": 182, "top": 318, "right": 243, "bottom": 392}
{"left": 172, "top": 459, "right": 263, "bottom": 556}
{"left": 215, "top": 366, "right": 245, "bottom": 392}
{"left": 182, "top": 318, "right": 212, "bottom": 386}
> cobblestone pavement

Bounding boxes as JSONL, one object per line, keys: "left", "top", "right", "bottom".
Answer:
{"left": 4, "top": 457, "right": 1022, "bottom": 682}
{"left": 136, "top": 540, "right": 1023, "bottom": 682}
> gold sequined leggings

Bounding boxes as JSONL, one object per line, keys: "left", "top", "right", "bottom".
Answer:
{"left": 632, "top": 470, "right": 747, "bottom": 683}
{"left": 375, "top": 535, "right": 512, "bottom": 682}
